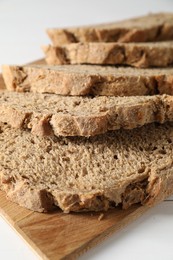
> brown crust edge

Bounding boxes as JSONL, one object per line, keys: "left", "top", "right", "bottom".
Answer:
{"left": 46, "top": 18, "right": 173, "bottom": 45}
{"left": 1, "top": 94, "right": 173, "bottom": 137}
{"left": 43, "top": 43, "right": 173, "bottom": 68}
{"left": 2, "top": 64, "right": 173, "bottom": 97}
{"left": 1, "top": 166, "right": 173, "bottom": 213}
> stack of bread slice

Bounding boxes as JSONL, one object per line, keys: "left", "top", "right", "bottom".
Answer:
{"left": 1, "top": 12, "right": 173, "bottom": 213}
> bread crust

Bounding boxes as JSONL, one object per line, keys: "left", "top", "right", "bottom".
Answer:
{"left": 2, "top": 64, "right": 173, "bottom": 96}
{"left": 47, "top": 13, "right": 173, "bottom": 44}
{"left": 0, "top": 92, "right": 173, "bottom": 136}
{"left": 42, "top": 42, "right": 173, "bottom": 68}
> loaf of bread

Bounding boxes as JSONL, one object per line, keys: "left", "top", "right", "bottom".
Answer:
{"left": 42, "top": 41, "right": 173, "bottom": 68}
{"left": 2, "top": 64, "right": 173, "bottom": 96}
{"left": 1, "top": 122, "right": 173, "bottom": 212}
{"left": 1, "top": 91, "right": 173, "bottom": 137}
{"left": 2, "top": 12, "right": 173, "bottom": 215}
{"left": 47, "top": 13, "right": 173, "bottom": 45}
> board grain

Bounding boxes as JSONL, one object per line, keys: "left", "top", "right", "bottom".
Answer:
{"left": 0, "top": 62, "right": 150, "bottom": 259}
{"left": 0, "top": 191, "right": 149, "bottom": 260}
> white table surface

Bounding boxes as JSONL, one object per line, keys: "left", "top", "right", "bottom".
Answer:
{"left": 0, "top": 0, "right": 173, "bottom": 259}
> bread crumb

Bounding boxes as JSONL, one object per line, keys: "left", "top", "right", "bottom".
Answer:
{"left": 98, "top": 213, "right": 104, "bottom": 221}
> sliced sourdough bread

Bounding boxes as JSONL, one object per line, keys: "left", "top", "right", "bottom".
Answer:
{"left": 47, "top": 12, "right": 173, "bottom": 45}
{"left": 1, "top": 122, "right": 173, "bottom": 213}
{"left": 43, "top": 42, "right": 173, "bottom": 68}
{"left": 1, "top": 91, "right": 173, "bottom": 136}
{"left": 2, "top": 64, "right": 173, "bottom": 96}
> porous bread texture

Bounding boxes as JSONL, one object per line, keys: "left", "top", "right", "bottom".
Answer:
{"left": 47, "top": 13, "right": 173, "bottom": 44}
{"left": 1, "top": 91, "right": 173, "bottom": 137}
{"left": 2, "top": 64, "right": 173, "bottom": 96}
{"left": 43, "top": 41, "right": 173, "bottom": 68}
{"left": 1, "top": 122, "right": 173, "bottom": 213}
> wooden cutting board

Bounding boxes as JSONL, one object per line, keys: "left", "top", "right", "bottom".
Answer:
{"left": 0, "top": 63, "right": 150, "bottom": 259}
{"left": 0, "top": 191, "right": 149, "bottom": 260}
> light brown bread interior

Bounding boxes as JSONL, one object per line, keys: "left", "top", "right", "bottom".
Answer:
{"left": 43, "top": 41, "right": 173, "bottom": 68}
{"left": 1, "top": 91, "right": 173, "bottom": 137}
{"left": 47, "top": 13, "right": 173, "bottom": 44}
{"left": 1, "top": 122, "right": 173, "bottom": 213}
{"left": 2, "top": 64, "right": 173, "bottom": 96}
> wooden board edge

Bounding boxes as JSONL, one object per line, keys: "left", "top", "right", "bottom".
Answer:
{"left": 1, "top": 213, "right": 48, "bottom": 260}
{"left": 62, "top": 206, "right": 149, "bottom": 259}
{"left": 0, "top": 189, "right": 149, "bottom": 260}
{"left": 0, "top": 199, "right": 48, "bottom": 260}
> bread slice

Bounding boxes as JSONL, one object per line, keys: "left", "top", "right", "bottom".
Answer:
{"left": 2, "top": 64, "right": 173, "bottom": 96}
{"left": 42, "top": 41, "right": 173, "bottom": 68}
{"left": 1, "top": 122, "right": 173, "bottom": 213}
{"left": 1, "top": 91, "right": 173, "bottom": 137}
{"left": 47, "top": 13, "right": 173, "bottom": 45}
